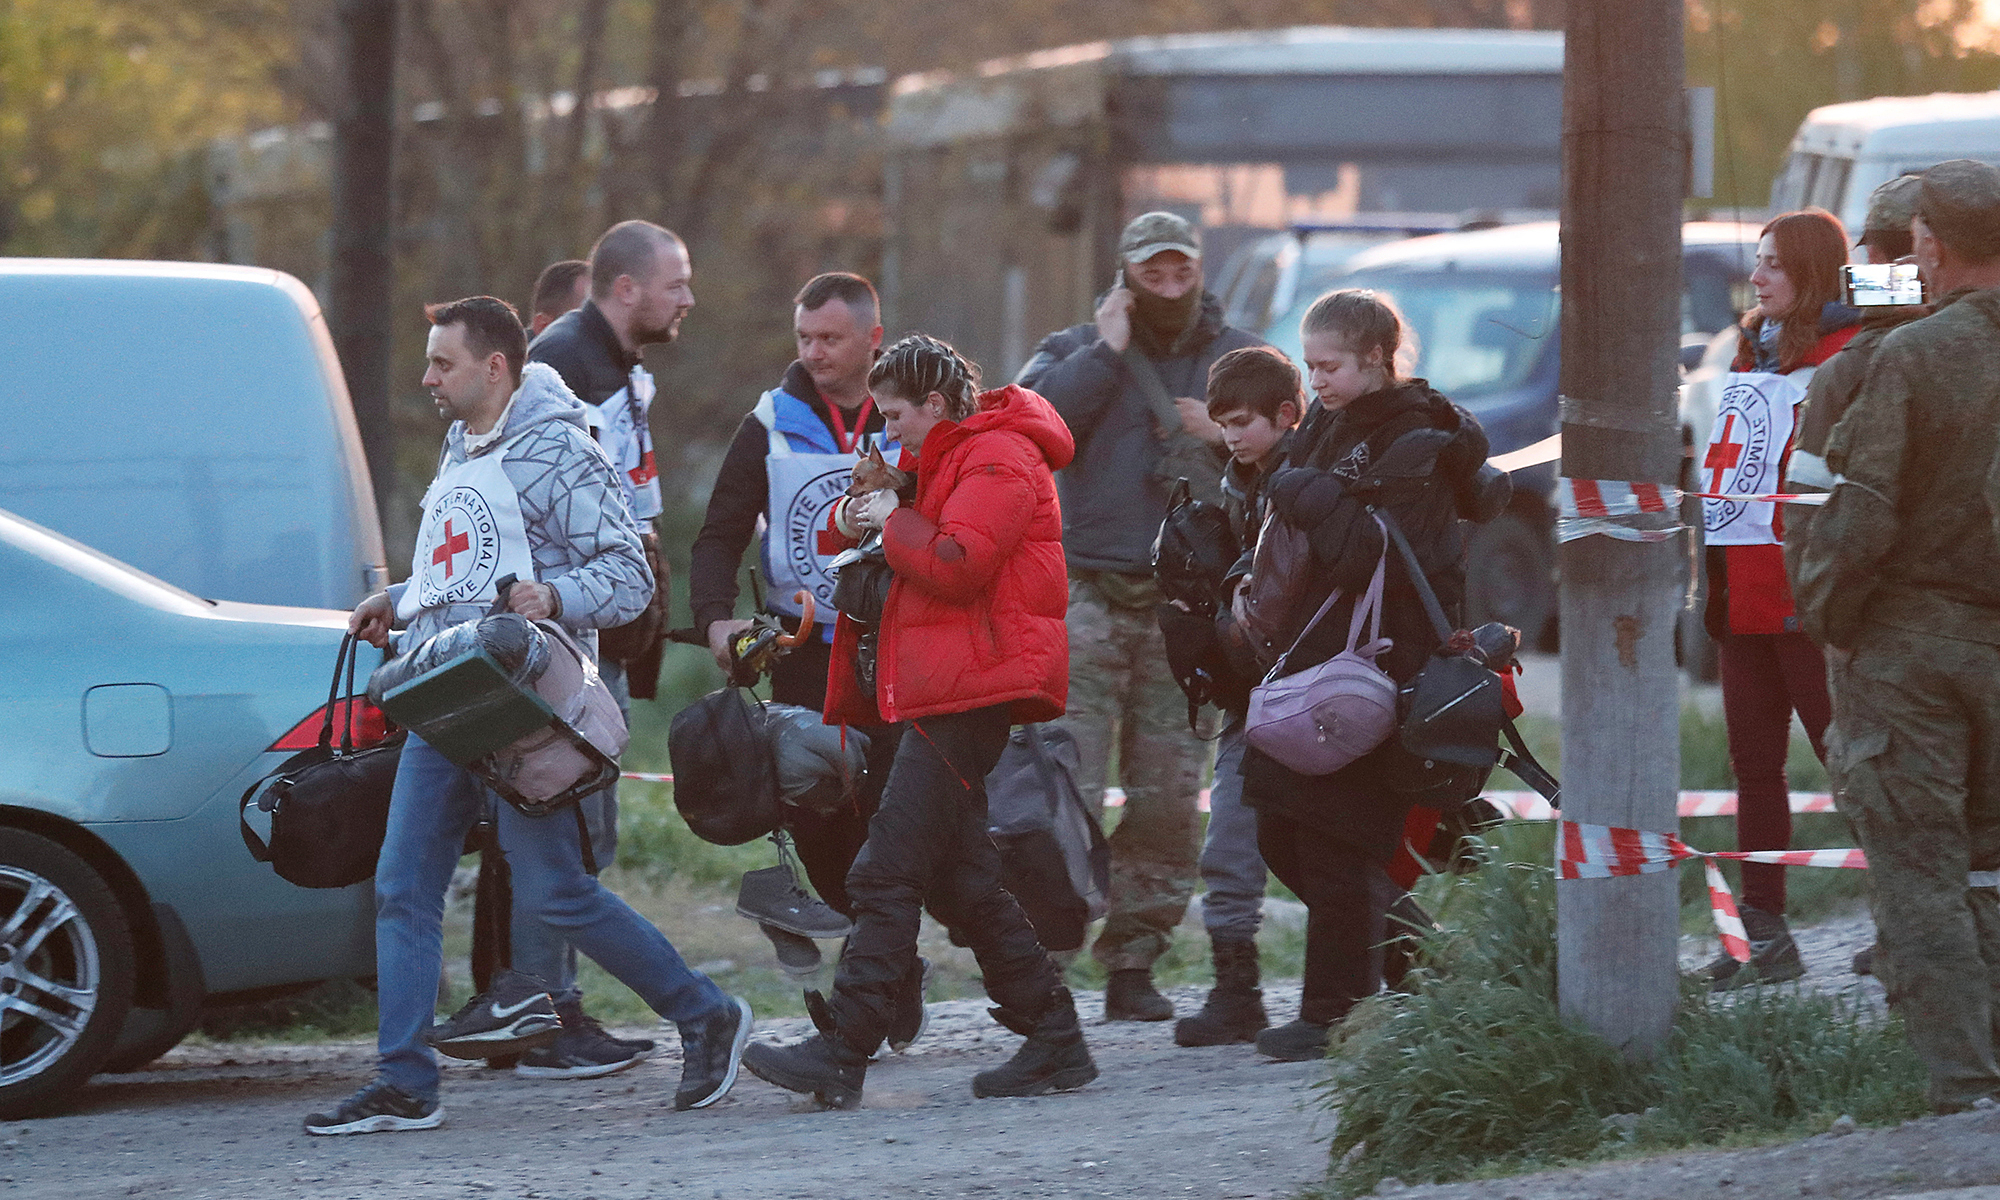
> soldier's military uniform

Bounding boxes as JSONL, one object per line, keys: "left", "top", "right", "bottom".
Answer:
{"left": 1795, "top": 161, "right": 2000, "bottom": 1110}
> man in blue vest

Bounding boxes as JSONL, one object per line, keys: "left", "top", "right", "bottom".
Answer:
{"left": 689, "top": 275, "right": 919, "bottom": 1018}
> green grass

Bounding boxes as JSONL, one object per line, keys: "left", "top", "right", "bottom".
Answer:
{"left": 1316, "top": 824, "right": 1926, "bottom": 1198}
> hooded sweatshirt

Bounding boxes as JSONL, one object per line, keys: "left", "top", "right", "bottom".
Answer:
{"left": 387, "top": 361, "right": 653, "bottom": 656}
{"left": 822, "top": 384, "right": 1077, "bottom": 726}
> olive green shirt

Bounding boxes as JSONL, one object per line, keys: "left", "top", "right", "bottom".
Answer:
{"left": 1796, "top": 288, "right": 2000, "bottom": 647}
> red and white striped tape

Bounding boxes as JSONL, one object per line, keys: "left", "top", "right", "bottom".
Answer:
{"left": 1485, "top": 789, "right": 1837, "bottom": 821}
{"left": 1556, "top": 478, "right": 1827, "bottom": 543}
{"left": 1558, "top": 819, "right": 1866, "bottom": 961}
{"left": 1559, "top": 477, "right": 1831, "bottom": 516}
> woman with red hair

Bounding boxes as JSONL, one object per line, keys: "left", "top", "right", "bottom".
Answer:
{"left": 1697, "top": 207, "right": 1859, "bottom": 990}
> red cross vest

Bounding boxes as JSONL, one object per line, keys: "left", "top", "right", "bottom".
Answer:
{"left": 1699, "top": 369, "right": 1811, "bottom": 547}
{"left": 398, "top": 435, "right": 538, "bottom": 621}
{"left": 754, "top": 388, "right": 890, "bottom": 632}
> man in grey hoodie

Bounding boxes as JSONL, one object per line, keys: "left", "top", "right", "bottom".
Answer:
{"left": 305, "top": 297, "right": 750, "bottom": 1136}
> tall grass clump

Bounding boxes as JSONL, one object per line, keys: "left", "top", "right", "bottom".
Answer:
{"left": 1320, "top": 825, "right": 1925, "bottom": 1197}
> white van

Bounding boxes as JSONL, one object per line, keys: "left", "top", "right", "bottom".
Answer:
{"left": 1770, "top": 91, "right": 2000, "bottom": 233}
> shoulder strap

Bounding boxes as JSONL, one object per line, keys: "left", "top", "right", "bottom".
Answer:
{"left": 1264, "top": 519, "right": 1391, "bottom": 681}
{"left": 1375, "top": 506, "right": 1456, "bottom": 646}
{"left": 1120, "top": 346, "right": 1185, "bottom": 435}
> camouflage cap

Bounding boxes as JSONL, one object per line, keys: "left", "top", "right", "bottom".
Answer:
{"left": 1858, "top": 174, "right": 1924, "bottom": 247}
{"left": 1119, "top": 211, "right": 1202, "bottom": 264}
{"left": 1918, "top": 159, "right": 2000, "bottom": 261}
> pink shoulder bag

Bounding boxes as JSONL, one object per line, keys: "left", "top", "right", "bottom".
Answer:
{"left": 1243, "top": 529, "right": 1397, "bottom": 777}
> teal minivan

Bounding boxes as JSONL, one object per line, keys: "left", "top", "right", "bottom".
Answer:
{"left": 0, "top": 261, "right": 388, "bottom": 1116}
{"left": 0, "top": 259, "right": 388, "bottom": 608}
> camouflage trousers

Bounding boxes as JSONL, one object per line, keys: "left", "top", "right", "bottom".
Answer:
{"left": 1062, "top": 577, "right": 1215, "bottom": 973}
{"left": 1832, "top": 621, "right": 2000, "bottom": 1111}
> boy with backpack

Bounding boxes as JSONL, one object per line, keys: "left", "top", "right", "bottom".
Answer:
{"left": 1156, "top": 346, "right": 1300, "bottom": 1047}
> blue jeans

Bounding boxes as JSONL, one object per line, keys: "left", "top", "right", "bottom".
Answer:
{"left": 1199, "top": 721, "right": 1268, "bottom": 940}
{"left": 509, "top": 659, "right": 626, "bottom": 1006}
{"left": 375, "top": 735, "right": 724, "bottom": 1101}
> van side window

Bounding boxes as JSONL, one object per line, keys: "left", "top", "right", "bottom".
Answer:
{"left": 1810, "top": 158, "right": 1852, "bottom": 213}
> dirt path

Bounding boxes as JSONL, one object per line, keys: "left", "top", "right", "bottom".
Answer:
{"left": 1383, "top": 1107, "right": 2000, "bottom": 1200}
{"left": 0, "top": 985, "right": 1331, "bottom": 1200}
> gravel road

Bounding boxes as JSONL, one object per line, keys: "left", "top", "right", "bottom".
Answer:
{"left": 0, "top": 984, "right": 1331, "bottom": 1200}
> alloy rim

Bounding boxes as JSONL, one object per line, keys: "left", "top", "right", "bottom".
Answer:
{"left": 0, "top": 866, "right": 100, "bottom": 1087}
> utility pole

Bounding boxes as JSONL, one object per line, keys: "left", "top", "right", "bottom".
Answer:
{"left": 328, "top": 0, "right": 400, "bottom": 515}
{"left": 1556, "top": 0, "right": 1687, "bottom": 1058}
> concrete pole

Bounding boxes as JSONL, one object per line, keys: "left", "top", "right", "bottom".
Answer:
{"left": 1555, "top": 0, "right": 1688, "bottom": 1059}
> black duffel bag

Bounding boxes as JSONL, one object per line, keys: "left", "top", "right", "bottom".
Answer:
{"left": 668, "top": 687, "right": 785, "bottom": 846}
{"left": 986, "top": 724, "right": 1110, "bottom": 953}
{"left": 240, "top": 633, "right": 404, "bottom": 889}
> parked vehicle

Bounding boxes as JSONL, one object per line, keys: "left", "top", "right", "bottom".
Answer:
{"left": 0, "top": 259, "right": 388, "bottom": 610}
{"left": 0, "top": 509, "right": 381, "bottom": 1117}
{"left": 1770, "top": 91, "right": 2000, "bottom": 237}
{"left": 1269, "top": 221, "right": 1758, "bottom": 644}
{"left": 1213, "top": 215, "right": 1462, "bottom": 337}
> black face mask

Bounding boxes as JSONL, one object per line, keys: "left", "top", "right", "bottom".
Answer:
{"left": 1125, "top": 268, "right": 1201, "bottom": 353}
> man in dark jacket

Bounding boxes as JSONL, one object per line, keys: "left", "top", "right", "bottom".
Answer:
{"left": 491, "top": 220, "right": 689, "bottom": 1079}
{"left": 1015, "top": 212, "right": 1266, "bottom": 1020}
{"left": 1794, "top": 160, "right": 2000, "bottom": 1113}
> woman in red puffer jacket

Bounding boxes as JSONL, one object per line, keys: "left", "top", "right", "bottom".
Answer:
{"left": 743, "top": 334, "right": 1094, "bottom": 1111}
{"left": 819, "top": 354, "right": 1072, "bottom": 728}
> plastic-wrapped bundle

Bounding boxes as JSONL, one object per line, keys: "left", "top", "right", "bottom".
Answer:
{"left": 366, "top": 613, "right": 550, "bottom": 708}
{"left": 766, "top": 704, "right": 869, "bottom": 814}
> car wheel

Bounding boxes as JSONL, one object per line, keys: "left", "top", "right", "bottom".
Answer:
{"left": 1465, "top": 510, "right": 1558, "bottom": 648}
{"left": 0, "top": 829, "right": 136, "bottom": 1119}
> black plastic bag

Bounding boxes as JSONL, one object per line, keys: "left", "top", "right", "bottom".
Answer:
{"left": 668, "top": 688, "right": 784, "bottom": 846}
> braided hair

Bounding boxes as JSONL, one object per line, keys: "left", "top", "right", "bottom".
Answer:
{"left": 869, "top": 333, "right": 982, "bottom": 421}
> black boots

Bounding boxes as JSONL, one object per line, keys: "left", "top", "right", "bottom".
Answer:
{"left": 1174, "top": 937, "right": 1268, "bottom": 1047}
{"left": 972, "top": 988, "right": 1099, "bottom": 1098}
{"left": 1102, "top": 968, "right": 1175, "bottom": 1021}
{"left": 740, "top": 1030, "right": 868, "bottom": 1110}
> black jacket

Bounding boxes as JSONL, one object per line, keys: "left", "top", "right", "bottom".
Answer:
{"left": 688, "top": 362, "right": 888, "bottom": 633}
{"left": 1236, "top": 380, "right": 1493, "bottom": 859}
{"left": 1016, "top": 292, "right": 1264, "bottom": 575}
{"left": 527, "top": 300, "right": 639, "bottom": 406}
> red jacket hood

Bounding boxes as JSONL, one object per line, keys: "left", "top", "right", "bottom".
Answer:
{"left": 927, "top": 384, "right": 1076, "bottom": 471}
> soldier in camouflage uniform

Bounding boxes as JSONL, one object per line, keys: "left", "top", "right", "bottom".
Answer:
{"left": 1016, "top": 213, "right": 1266, "bottom": 1019}
{"left": 1795, "top": 159, "right": 2000, "bottom": 1112}
{"left": 1783, "top": 173, "right": 1928, "bottom": 980}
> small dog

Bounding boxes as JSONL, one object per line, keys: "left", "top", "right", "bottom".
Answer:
{"left": 847, "top": 444, "right": 911, "bottom": 497}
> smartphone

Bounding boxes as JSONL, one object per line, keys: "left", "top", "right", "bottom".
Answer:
{"left": 1842, "top": 262, "right": 1923, "bottom": 307}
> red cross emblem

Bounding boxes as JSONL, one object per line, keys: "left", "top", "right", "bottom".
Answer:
{"left": 816, "top": 526, "right": 845, "bottom": 555}
{"left": 431, "top": 518, "right": 471, "bottom": 578}
{"left": 1704, "top": 414, "right": 1743, "bottom": 494}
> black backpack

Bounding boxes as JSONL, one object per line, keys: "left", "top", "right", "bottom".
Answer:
{"left": 986, "top": 724, "right": 1110, "bottom": 953}
{"left": 1152, "top": 477, "right": 1239, "bottom": 617}
{"left": 668, "top": 688, "right": 784, "bottom": 846}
